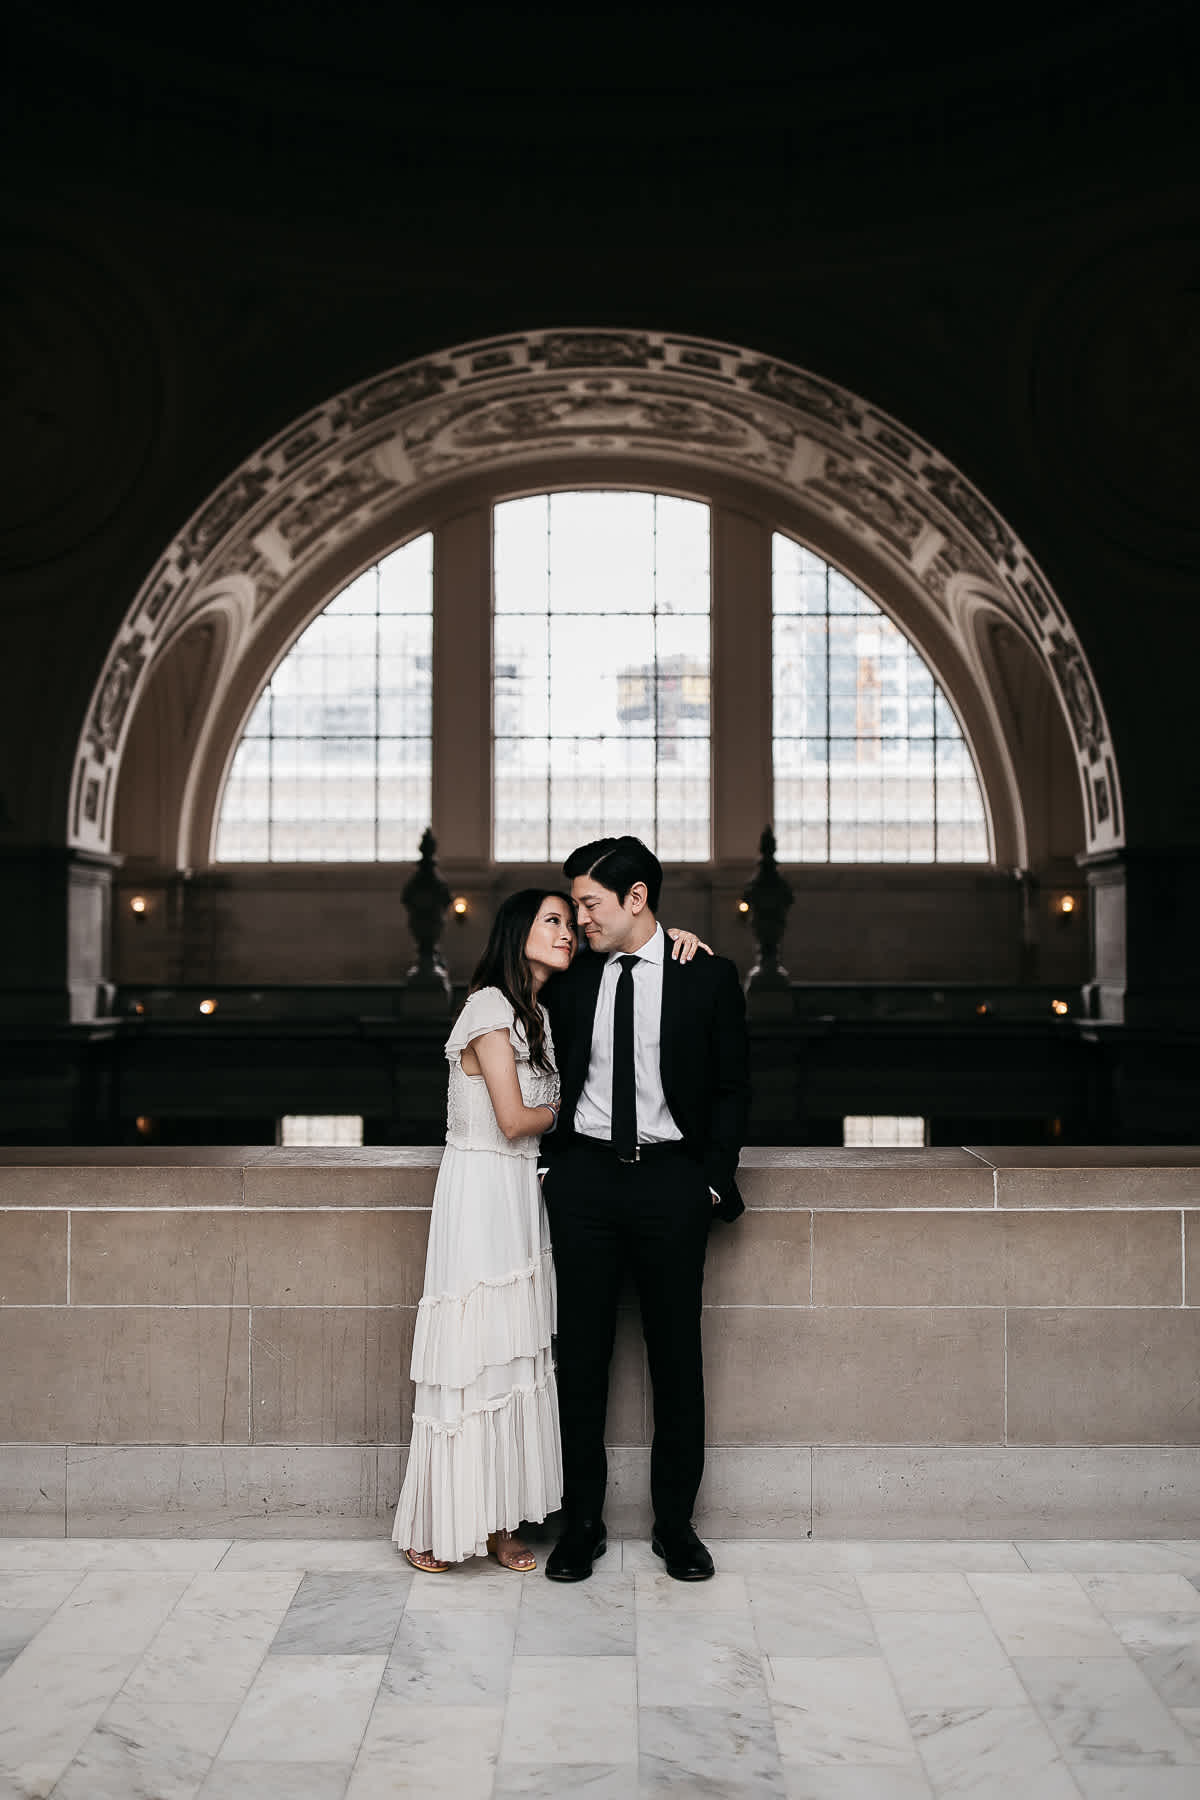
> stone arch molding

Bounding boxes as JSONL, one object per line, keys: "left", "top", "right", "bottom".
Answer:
{"left": 72, "top": 327, "right": 1123, "bottom": 859}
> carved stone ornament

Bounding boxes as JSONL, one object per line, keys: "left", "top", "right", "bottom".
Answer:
{"left": 1046, "top": 629, "right": 1103, "bottom": 762}
{"left": 70, "top": 327, "right": 1124, "bottom": 858}
{"left": 86, "top": 636, "right": 148, "bottom": 760}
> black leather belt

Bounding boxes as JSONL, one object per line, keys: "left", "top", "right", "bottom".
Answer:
{"left": 575, "top": 1137, "right": 688, "bottom": 1166}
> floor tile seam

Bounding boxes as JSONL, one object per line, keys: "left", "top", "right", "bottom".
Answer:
{"left": 341, "top": 1632, "right": 407, "bottom": 1782}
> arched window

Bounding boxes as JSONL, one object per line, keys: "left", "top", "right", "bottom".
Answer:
{"left": 772, "top": 534, "right": 989, "bottom": 861}
{"left": 494, "top": 491, "right": 711, "bottom": 861}
{"left": 213, "top": 504, "right": 993, "bottom": 869}
{"left": 215, "top": 534, "right": 432, "bottom": 861}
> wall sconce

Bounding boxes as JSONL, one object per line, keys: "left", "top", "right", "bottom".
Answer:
{"left": 975, "top": 1002, "right": 990, "bottom": 1016}
{"left": 452, "top": 896, "right": 469, "bottom": 919}
{"left": 736, "top": 899, "right": 750, "bottom": 915}
{"left": 1051, "top": 998, "right": 1069, "bottom": 1016}
{"left": 135, "top": 1115, "right": 153, "bottom": 1136}
{"left": 1054, "top": 893, "right": 1078, "bottom": 923}
{"left": 130, "top": 895, "right": 148, "bottom": 918}
{"left": 198, "top": 998, "right": 218, "bottom": 1015}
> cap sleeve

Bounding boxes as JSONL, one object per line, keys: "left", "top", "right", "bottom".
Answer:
{"left": 444, "top": 987, "right": 527, "bottom": 1063}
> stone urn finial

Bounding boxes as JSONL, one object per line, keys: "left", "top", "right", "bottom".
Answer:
{"left": 741, "top": 825, "right": 794, "bottom": 1004}
{"left": 401, "top": 827, "right": 452, "bottom": 1005}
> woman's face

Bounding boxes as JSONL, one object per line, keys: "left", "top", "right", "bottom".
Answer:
{"left": 524, "top": 896, "right": 576, "bottom": 985}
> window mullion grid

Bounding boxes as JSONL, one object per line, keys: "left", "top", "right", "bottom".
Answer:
{"left": 544, "top": 499, "right": 552, "bottom": 862}
{"left": 652, "top": 495, "right": 659, "bottom": 855}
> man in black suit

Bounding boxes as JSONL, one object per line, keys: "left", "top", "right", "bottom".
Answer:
{"left": 540, "top": 836, "right": 749, "bottom": 1582}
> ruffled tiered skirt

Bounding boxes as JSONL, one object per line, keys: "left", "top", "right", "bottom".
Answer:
{"left": 391, "top": 1144, "right": 562, "bottom": 1563}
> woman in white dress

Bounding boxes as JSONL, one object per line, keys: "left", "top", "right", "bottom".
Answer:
{"left": 393, "top": 887, "right": 706, "bottom": 1573}
{"left": 393, "top": 888, "right": 574, "bottom": 1571}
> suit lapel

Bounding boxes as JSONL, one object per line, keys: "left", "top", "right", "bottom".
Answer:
{"left": 659, "top": 944, "right": 681, "bottom": 1094}
{"left": 569, "top": 952, "right": 606, "bottom": 1099}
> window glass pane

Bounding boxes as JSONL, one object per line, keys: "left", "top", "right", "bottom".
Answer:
{"left": 214, "top": 534, "right": 433, "bottom": 861}
{"left": 280, "top": 1115, "right": 364, "bottom": 1145}
{"left": 772, "top": 532, "right": 989, "bottom": 863}
{"left": 495, "top": 491, "right": 711, "bottom": 861}
{"left": 495, "top": 493, "right": 549, "bottom": 615}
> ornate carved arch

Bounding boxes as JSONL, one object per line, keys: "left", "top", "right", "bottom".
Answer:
{"left": 75, "top": 328, "right": 1123, "bottom": 859}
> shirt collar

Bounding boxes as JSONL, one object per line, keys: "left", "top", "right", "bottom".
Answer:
{"left": 606, "top": 923, "right": 665, "bottom": 969}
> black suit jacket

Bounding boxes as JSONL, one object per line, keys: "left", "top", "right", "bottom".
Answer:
{"left": 542, "top": 942, "right": 749, "bottom": 1222}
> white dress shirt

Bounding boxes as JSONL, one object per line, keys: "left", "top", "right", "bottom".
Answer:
{"left": 574, "top": 925, "right": 683, "bottom": 1145}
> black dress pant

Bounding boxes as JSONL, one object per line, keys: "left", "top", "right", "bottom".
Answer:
{"left": 544, "top": 1139, "right": 712, "bottom": 1529}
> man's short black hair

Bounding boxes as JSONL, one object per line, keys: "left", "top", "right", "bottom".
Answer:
{"left": 563, "top": 835, "right": 663, "bottom": 912}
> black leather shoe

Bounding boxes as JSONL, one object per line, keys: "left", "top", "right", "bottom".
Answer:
{"left": 545, "top": 1518, "right": 607, "bottom": 1582}
{"left": 651, "top": 1522, "right": 715, "bottom": 1581}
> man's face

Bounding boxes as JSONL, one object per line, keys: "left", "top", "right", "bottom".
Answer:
{"left": 571, "top": 875, "right": 641, "bottom": 955}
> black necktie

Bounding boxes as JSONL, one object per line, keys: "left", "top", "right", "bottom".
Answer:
{"left": 612, "top": 954, "right": 639, "bottom": 1158}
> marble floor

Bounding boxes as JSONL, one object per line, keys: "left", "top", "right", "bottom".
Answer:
{"left": 1, "top": 1536, "right": 1200, "bottom": 1798}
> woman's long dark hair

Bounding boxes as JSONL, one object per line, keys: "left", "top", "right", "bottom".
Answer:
{"left": 467, "top": 888, "right": 575, "bottom": 1073}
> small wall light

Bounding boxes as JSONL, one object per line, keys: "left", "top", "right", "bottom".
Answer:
{"left": 736, "top": 899, "right": 751, "bottom": 915}
{"left": 130, "top": 895, "right": 147, "bottom": 916}
{"left": 452, "top": 896, "right": 469, "bottom": 918}
{"left": 1056, "top": 894, "right": 1077, "bottom": 915}
{"left": 132, "top": 1001, "right": 145, "bottom": 1016}
{"left": 1051, "top": 998, "right": 1069, "bottom": 1016}
{"left": 198, "top": 998, "right": 218, "bottom": 1015}
{"left": 135, "top": 1115, "right": 153, "bottom": 1136}
{"left": 975, "top": 1002, "right": 990, "bottom": 1016}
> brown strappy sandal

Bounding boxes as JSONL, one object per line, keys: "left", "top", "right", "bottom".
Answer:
{"left": 487, "top": 1529, "right": 537, "bottom": 1572}
{"left": 404, "top": 1548, "right": 452, "bottom": 1573}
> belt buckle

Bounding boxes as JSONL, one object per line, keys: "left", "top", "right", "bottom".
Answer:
{"left": 617, "top": 1145, "right": 641, "bottom": 1164}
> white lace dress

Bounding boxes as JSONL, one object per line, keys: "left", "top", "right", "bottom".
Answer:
{"left": 391, "top": 987, "right": 562, "bottom": 1562}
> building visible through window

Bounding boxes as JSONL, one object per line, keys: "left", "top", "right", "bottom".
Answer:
{"left": 494, "top": 491, "right": 711, "bottom": 861}
{"left": 216, "top": 535, "right": 432, "bottom": 860}
{"left": 773, "top": 535, "right": 988, "bottom": 861}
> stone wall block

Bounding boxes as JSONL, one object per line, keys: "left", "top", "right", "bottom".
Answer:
{"left": 1007, "top": 1309, "right": 1200, "bottom": 1443}
{"left": 995, "top": 1168, "right": 1200, "bottom": 1208}
{"left": 0, "top": 1212, "right": 67, "bottom": 1304}
{"left": 70, "top": 1209, "right": 429, "bottom": 1307}
{"left": 813, "top": 1210, "right": 1182, "bottom": 1307}
{"left": 0, "top": 1166, "right": 244, "bottom": 1209}
{"left": 704, "top": 1211, "right": 812, "bottom": 1306}
{"left": 0, "top": 1308, "right": 249, "bottom": 1444}
{"left": 739, "top": 1160, "right": 993, "bottom": 1211}
{"left": 0, "top": 1447, "right": 66, "bottom": 1535}
{"left": 242, "top": 1165, "right": 437, "bottom": 1209}
{"left": 249, "top": 1306, "right": 413, "bottom": 1444}
{"left": 64, "top": 1444, "right": 394, "bottom": 1535}
{"left": 702, "top": 1307, "right": 1005, "bottom": 1445}
{"left": 812, "top": 1446, "right": 1200, "bottom": 1538}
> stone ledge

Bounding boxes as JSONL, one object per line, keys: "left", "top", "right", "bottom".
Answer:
{"left": 0, "top": 1146, "right": 1196, "bottom": 1214}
